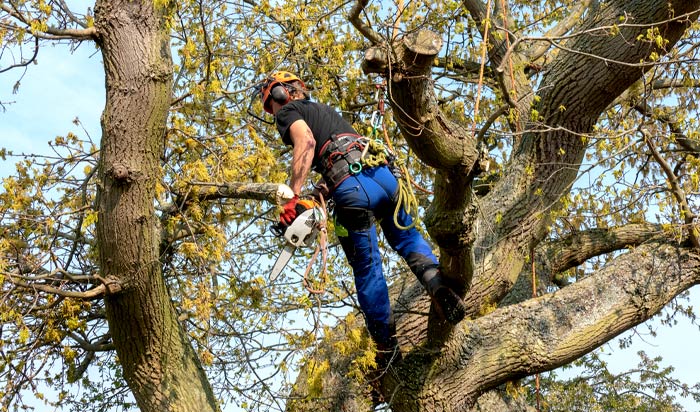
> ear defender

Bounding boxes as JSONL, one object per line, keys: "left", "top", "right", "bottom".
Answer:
{"left": 271, "top": 84, "right": 291, "bottom": 105}
{"left": 261, "top": 75, "right": 303, "bottom": 114}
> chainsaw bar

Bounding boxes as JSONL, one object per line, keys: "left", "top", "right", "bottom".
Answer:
{"left": 270, "top": 244, "right": 296, "bottom": 282}
{"left": 269, "top": 203, "right": 325, "bottom": 282}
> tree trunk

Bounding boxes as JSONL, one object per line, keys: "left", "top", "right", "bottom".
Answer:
{"left": 93, "top": 0, "right": 217, "bottom": 410}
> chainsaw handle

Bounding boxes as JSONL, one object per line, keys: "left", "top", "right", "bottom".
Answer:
{"left": 271, "top": 197, "right": 324, "bottom": 238}
{"left": 271, "top": 222, "right": 287, "bottom": 237}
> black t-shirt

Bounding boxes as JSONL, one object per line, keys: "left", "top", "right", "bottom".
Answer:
{"left": 275, "top": 100, "right": 357, "bottom": 166}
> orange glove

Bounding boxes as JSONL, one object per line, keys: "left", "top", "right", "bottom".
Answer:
{"left": 279, "top": 195, "right": 299, "bottom": 225}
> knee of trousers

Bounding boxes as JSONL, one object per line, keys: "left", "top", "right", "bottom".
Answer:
{"left": 405, "top": 252, "right": 439, "bottom": 277}
{"left": 355, "top": 274, "right": 391, "bottom": 319}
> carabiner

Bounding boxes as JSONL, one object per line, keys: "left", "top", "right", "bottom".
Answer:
{"left": 370, "top": 110, "right": 381, "bottom": 128}
{"left": 349, "top": 162, "right": 362, "bottom": 174}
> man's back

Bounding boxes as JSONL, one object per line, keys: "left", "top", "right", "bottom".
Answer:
{"left": 275, "top": 100, "right": 356, "bottom": 161}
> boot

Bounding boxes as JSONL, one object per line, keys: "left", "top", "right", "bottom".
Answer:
{"left": 368, "top": 316, "right": 402, "bottom": 373}
{"left": 421, "top": 268, "right": 466, "bottom": 324}
{"left": 374, "top": 335, "right": 402, "bottom": 373}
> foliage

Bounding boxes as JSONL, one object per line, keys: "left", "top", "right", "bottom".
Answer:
{"left": 528, "top": 350, "right": 700, "bottom": 412}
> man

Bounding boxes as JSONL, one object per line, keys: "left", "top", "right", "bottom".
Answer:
{"left": 261, "top": 71, "right": 466, "bottom": 358}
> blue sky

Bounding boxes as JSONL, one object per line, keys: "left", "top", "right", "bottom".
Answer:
{"left": 1, "top": 31, "right": 699, "bottom": 412}
{"left": 1, "top": 43, "right": 103, "bottom": 164}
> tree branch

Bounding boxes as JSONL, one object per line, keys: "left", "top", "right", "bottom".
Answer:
{"left": 0, "top": 4, "right": 97, "bottom": 40}
{"left": 387, "top": 243, "right": 700, "bottom": 409}
{"left": 470, "top": 0, "right": 700, "bottom": 313}
{"left": 541, "top": 223, "right": 667, "bottom": 279}
{"left": 641, "top": 128, "right": 700, "bottom": 248}
{"left": 462, "top": 0, "right": 535, "bottom": 129}
{"left": 0, "top": 36, "right": 39, "bottom": 74}
{"left": 526, "top": 0, "right": 594, "bottom": 62}
{"left": 348, "top": 0, "right": 383, "bottom": 45}
{"left": 3, "top": 271, "right": 122, "bottom": 299}
{"left": 68, "top": 332, "right": 115, "bottom": 352}
{"left": 163, "top": 182, "right": 293, "bottom": 215}
{"left": 628, "top": 95, "right": 700, "bottom": 155}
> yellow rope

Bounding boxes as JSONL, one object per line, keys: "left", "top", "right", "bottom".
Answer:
{"left": 361, "top": 139, "right": 389, "bottom": 168}
{"left": 360, "top": 136, "right": 419, "bottom": 230}
{"left": 380, "top": 114, "right": 421, "bottom": 230}
{"left": 361, "top": 83, "right": 423, "bottom": 230}
{"left": 392, "top": 161, "right": 418, "bottom": 230}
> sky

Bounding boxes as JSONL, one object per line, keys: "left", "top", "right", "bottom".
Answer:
{"left": 1, "top": 24, "right": 700, "bottom": 412}
{"left": 1, "top": 44, "right": 104, "bottom": 161}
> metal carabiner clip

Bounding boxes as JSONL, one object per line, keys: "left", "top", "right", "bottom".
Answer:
{"left": 370, "top": 110, "right": 380, "bottom": 129}
{"left": 349, "top": 162, "right": 362, "bottom": 174}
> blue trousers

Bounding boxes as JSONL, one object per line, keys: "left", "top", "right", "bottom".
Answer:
{"left": 332, "top": 165, "right": 438, "bottom": 347}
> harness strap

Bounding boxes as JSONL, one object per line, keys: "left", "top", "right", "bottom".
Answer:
{"left": 315, "top": 133, "right": 366, "bottom": 188}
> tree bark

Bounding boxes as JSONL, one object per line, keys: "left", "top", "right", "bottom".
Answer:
{"left": 396, "top": 243, "right": 700, "bottom": 411}
{"left": 94, "top": 0, "right": 217, "bottom": 410}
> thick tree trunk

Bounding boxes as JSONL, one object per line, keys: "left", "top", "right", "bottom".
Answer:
{"left": 93, "top": 1, "right": 217, "bottom": 410}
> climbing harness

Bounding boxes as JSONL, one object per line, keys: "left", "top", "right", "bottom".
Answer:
{"left": 314, "top": 133, "right": 366, "bottom": 188}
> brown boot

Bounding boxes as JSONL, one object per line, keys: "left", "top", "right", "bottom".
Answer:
{"left": 374, "top": 336, "right": 402, "bottom": 373}
{"left": 422, "top": 268, "right": 466, "bottom": 324}
{"left": 367, "top": 315, "right": 402, "bottom": 373}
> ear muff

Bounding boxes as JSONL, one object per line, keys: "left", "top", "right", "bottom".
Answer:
{"left": 270, "top": 84, "right": 290, "bottom": 105}
{"left": 261, "top": 77, "right": 302, "bottom": 114}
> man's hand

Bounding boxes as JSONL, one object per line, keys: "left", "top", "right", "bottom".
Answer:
{"left": 311, "top": 179, "right": 329, "bottom": 202}
{"left": 279, "top": 195, "right": 299, "bottom": 225}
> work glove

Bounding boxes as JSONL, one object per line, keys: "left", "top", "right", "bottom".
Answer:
{"left": 279, "top": 195, "right": 299, "bottom": 225}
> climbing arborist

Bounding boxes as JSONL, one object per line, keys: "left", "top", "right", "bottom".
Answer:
{"left": 260, "top": 70, "right": 466, "bottom": 361}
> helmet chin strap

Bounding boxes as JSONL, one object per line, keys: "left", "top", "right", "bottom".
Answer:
{"left": 247, "top": 81, "right": 276, "bottom": 124}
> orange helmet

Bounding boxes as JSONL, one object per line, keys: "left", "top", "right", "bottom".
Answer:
{"left": 260, "top": 71, "right": 306, "bottom": 114}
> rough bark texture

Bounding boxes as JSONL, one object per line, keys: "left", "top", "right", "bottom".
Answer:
{"left": 290, "top": 0, "right": 700, "bottom": 411}
{"left": 93, "top": 1, "right": 217, "bottom": 410}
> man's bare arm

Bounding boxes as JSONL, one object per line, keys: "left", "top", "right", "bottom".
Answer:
{"left": 288, "top": 119, "right": 316, "bottom": 196}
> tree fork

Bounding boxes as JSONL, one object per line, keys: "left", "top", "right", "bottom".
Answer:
{"left": 363, "top": 29, "right": 479, "bottom": 172}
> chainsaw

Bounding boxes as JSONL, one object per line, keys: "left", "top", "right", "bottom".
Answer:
{"left": 269, "top": 198, "right": 326, "bottom": 282}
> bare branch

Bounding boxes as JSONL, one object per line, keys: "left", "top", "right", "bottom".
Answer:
{"left": 348, "top": 0, "right": 382, "bottom": 45}
{"left": 0, "top": 4, "right": 97, "bottom": 40}
{"left": 541, "top": 223, "right": 667, "bottom": 280}
{"left": 0, "top": 36, "right": 38, "bottom": 74}
{"left": 627, "top": 93, "right": 700, "bottom": 155}
{"left": 68, "top": 332, "right": 115, "bottom": 352}
{"left": 497, "top": 9, "right": 700, "bottom": 76}
{"left": 527, "top": 0, "right": 594, "bottom": 62}
{"left": 3, "top": 271, "right": 122, "bottom": 299}
{"left": 641, "top": 128, "right": 700, "bottom": 248}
